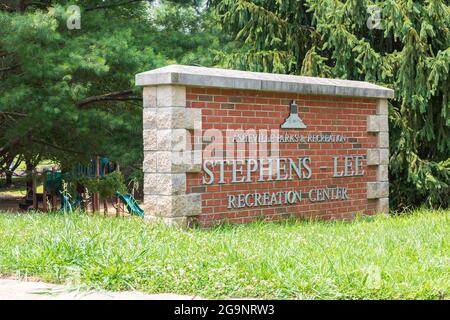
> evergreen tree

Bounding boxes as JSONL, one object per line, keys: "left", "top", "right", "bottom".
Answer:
{"left": 0, "top": 0, "right": 163, "bottom": 173}
{"left": 210, "top": 0, "right": 450, "bottom": 209}
{"left": 0, "top": 0, "right": 221, "bottom": 181}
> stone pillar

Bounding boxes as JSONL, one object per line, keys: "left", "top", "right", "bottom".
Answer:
{"left": 366, "top": 99, "right": 389, "bottom": 213}
{"left": 142, "top": 85, "right": 202, "bottom": 227}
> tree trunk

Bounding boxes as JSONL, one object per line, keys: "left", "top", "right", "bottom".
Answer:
{"left": 16, "top": 0, "right": 27, "bottom": 13}
{"left": 25, "top": 159, "right": 34, "bottom": 199}
{"left": 5, "top": 171, "right": 12, "bottom": 187}
{"left": 4, "top": 156, "right": 22, "bottom": 187}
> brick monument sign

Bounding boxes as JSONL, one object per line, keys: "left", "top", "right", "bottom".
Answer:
{"left": 136, "top": 65, "right": 394, "bottom": 227}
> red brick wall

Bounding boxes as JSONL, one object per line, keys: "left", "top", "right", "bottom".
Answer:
{"left": 185, "top": 87, "right": 378, "bottom": 227}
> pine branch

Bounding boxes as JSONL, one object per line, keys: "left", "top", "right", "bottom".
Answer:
{"left": 0, "top": 111, "right": 27, "bottom": 117}
{"left": 76, "top": 90, "right": 141, "bottom": 107}
{"left": 26, "top": 1, "right": 52, "bottom": 10}
{"left": 30, "top": 139, "right": 88, "bottom": 155}
{"left": 85, "top": 0, "right": 145, "bottom": 12}
{"left": 0, "top": 64, "right": 20, "bottom": 72}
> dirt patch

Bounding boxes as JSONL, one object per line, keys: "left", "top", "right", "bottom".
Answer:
{"left": 0, "top": 195, "right": 23, "bottom": 212}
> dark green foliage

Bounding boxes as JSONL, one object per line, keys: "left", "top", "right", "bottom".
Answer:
{"left": 76, "top": 171, "right": 127, "bottom": 198}
{"left": 0, "top": 1, "right": 221, "bottom": 184}
{"left": 149, "top": 0, "right": 228, "bottom": 67}
{"left": 0, "top": 1, "right": 163, "bottom": 174}
{"left": 2, "top": 0, "right": 447, "bottom": 210}
{"left": 210, "top": 0, "right": 450, "bottom": 209}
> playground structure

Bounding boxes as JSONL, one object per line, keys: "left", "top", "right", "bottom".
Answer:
{"left": 19, "top": 156, "right": 144, "bottom": 217}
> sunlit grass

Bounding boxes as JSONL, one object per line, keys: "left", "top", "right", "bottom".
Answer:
{"left": 0, "top": 209, "right": 448, "bottom": 299}
{"left": 0, "top": 174, "right": 44, "bottom": 197}
{"left": 0, "top": 184, "right": 43, "bottom": 197}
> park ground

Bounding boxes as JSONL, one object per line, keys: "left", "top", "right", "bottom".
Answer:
{"left": 0, "top": 209, "right": 448, "bottom": 299}
{"left": 0, "top": 168, "right": 133, "bottom": 216}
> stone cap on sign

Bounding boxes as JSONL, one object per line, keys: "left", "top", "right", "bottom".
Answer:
{"left": 136, "top": 64, "right": 394, "bottom": 99}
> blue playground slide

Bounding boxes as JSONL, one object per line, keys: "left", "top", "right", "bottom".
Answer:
{"left": 116, "top": 192, "right": 145, "bottom": 217}
{"left": 60, "top": 195, "right": 82, "bottom": 213}
{"left": 61, "top": 195, "right": 72, "bottom": 213}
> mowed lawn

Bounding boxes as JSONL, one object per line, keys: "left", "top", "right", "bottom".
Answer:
{"left": 0, "top": 210, "right": 448, "bottom": 299}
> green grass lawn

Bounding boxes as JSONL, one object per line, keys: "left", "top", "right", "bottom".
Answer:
{"left": 0, "top": 209, "right": 448, "bottom": 299}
